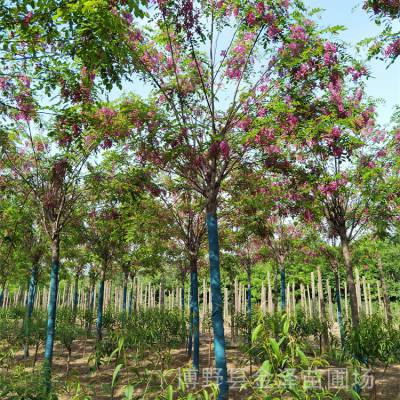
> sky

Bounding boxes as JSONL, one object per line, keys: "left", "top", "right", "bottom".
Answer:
{"left": 304, "top": 0, "right": 400, "bottom": 126}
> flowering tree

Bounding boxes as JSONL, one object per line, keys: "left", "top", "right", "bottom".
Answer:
{"left": 104, "top": 2, "right": 350, "bottom": 395}
{"left": 0, "top": 0, "right": 150, "bottom": 389}
{"left": 272, "top": 56, "right": 392, "bottom": 329}
{"left": 363, "top": 0, "right": 400, "bottom": 63}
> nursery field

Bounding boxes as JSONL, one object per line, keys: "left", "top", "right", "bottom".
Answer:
{"left": 1, "top": 0, "right": 400, "bottom": 399}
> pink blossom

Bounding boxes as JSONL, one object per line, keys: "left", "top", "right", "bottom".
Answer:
{"left": 260, "top": 127, "right": 275, "bottom": 140}
{"left": 257, "top": 107, "right": 267, "bottom": 117}
{"left": 265, "top": 144, "right": 281, "bottom": 154}
{"left": 384, "top": 39, "right": 400, "bottom": 58}
{"left": 331, "top": 126, "right": 341, "bottom": 138}
{"left": 236, "top": 118, "right": 251, "bottom": 131}
{"left": 324, "top": 41, "right": 338, "bottom": 66}
{"left": 99, "top": 107, "right": 117, "bottom": 118}
{"left": 267, "top": 24, "right": 280, "bottom": 39}
{"left": 219, "top": 140, "right": 230, "bottom": 159}
{"left": 290, "top": 25, "right": 308, "bottom": 41}
{"left": 256, "top": 2, "right": 265, "bottom": 16}
{"left": 246, "top": 12, "right": 256, "bottom": 25}
{"left": 332, "top": 146, "right": 343, "bottom": 157}
{"left": 20, "top": 75, "right": 31, "bottom": 88}
{"left": 295, "top": 63, "right": 309, "bottom": 80}
{"left": 0, "top": 77, "right": 9, "bottom": 90}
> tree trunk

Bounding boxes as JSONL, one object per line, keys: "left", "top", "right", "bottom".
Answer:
{"left": 96, "top": 273, "right": 105, "bottom": 341}
{"left": 340, "top": 236, "right": 359, "bottom": 328}
{"left": 190, "top": 258, "right": 200, "bottom": 375}
{"left": 377, "top": 252, "right": 392, "bottom": 322}
{"left": 159, "top": 279, "right": 165, "bottom": 308}
{"left": 246, "top": 266, "right": 252, "bottom": 345}
{"left": 128, "top": 283, "right": 133, "bottom": 316}
{"left": 86, "top": 282, "right": 95, "bottom": 336}
{"left": 122, "top": 272, "right": 128, "bottom": 314}
{"left": 43, "top": 236, "right": 60, "bottom": 392}
{"left": 24, "top": 264, "right": 39, "bottom": 358}
{"left": 334, "top": 267, "right": 345, "bottom": 346}
{"left": 188, "top": 276, "right": 193, "bottom": 358}
{"left": 72, "top": 273, "right": 79, "bottom": 322}
{"left": 279, "top": 262, "right": 286, "bottom": 312}
{"left": 181, "top": 271, "right": 186, "bottom": 341}
{"left": 0, "top": 282, "right": 5, "bottom": 308}
{"left": 206, "top": 210, "right": 228, "bottom": 400}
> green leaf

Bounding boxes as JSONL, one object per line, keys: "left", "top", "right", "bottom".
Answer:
{"left": 252, "top": 324, "right": 263, "bottom": 343}
{"left": 269, "top": 338, "right": 280, "bottom": 358}
{"left": 296, "top": 347, "right": 310, "bottom": 367}
{"left": 124, "top": 385, "right": 134, "bottom": 400}
{"left": 282, "top": 318, "right": 290, "bottom": 335}
{"left": 112, "top": 363, "right": 123, "bottom": 388}
{"left": 166, "top": 385, "right": 173, "bottom": 400}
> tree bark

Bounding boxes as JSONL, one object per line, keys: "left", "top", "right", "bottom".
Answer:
{"left": 190, "top": 258, "right": 200, "bottom": 374}
{"left": 279, "top": 261, "right": 286, "bottom": 312}
{"left": 122, "top": 271, "right": 128, "bottom": 314}
{"left": 246, "top": 266, "right": 252, "bottom": 344}
{"left": 206, "top": 209, "right": 228, "bottom": 400}
{"left": 0, "top": 281, "right": 5, "bottom": 308}
{"left": 96, "top": 271, "right": 106, "bottom": 341}
{"left": 72, "top": 272, "right": 79, "bottom": 322}
{"left": 24, "top": 264, "right": 39, "bottom": 358}
{"left": 340, "top": 236, "right": 359, "bottom": 328}
{"left": 334, "top": 267, "right": 345, "bottom": 346}
{"left": 43, "top": 235, "right": 60, "bottom": 392}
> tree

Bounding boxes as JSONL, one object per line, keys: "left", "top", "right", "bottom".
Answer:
{"left": 362, "top": 0, "right": 400, "bottom": 64}
{"left": 107, "top": 3, "right": 345, "bottom": 396}
{"left": 160, "top": 179, "right": 207, "bottom": 375}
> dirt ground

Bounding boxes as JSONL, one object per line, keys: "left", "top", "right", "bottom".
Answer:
{"left": 3, "top": 324, "right": 400, "bottom": 400}
{"left": 4, "top": 332, "right": 400, "bottom": 399}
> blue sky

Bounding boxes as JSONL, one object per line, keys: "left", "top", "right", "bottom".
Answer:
{"left": 304, "top": 0, "right": 400, "bottom": 126}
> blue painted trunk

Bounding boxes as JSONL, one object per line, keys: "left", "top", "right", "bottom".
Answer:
{"left": 188, "top": 280, "right": 193, "bottom": 357}
{"left": 43, "top": 240, "right": 60, "bottom": 391}
{"left": 96, "top": 279, "right": 105, "bottom": 341}
{"left": 122, "top": 283, "right": 128, "bottom": 313}
{"left": 206, "top": 213, "right": 228, "bottom": 399}
{"left": 335, "top": 272, "right": 345, "bottom": 346}
{"left": 280, "top": 265, "right": 286, "bottom": 312}
{"left": 24, "top": 265, "right": 38, "bottom": 358}
{"left": 73, "top": 274, "right": 79, "bottom": 319}
{"left": 0, "top": 288, "right": 3, "bottom": 308}
{"left": 181, "top": 284, "right": 185, "bottom": 316}
{"left": 128, "top": 285, "right": 133, "bottom": 316}
{"left": 90, "top": 285, "right": 95, "bottom": 312}
{"left": 190, "top": 268, "right": 200, "bottom": 374}
{"left": 247, "top": 269, "right": 251, "bottom": 344}
{"left": 27, "top": 265, "right": 38, "bottom": 318}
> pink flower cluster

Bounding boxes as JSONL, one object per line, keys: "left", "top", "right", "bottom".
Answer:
{"left": 225, "top": 34, "right": 255, "bottom": 79}
{"left": 328, "top": 72, "right": 345, "bottom": 113}
{"left": 15, "top": 92, "right": 34, "bottom": 121}
{"left": 290, "top": 25, "right": 308, "bottom": 41}
{"left": 384, "top": 39, "right": 400, "bottom": 58}
{"left": 323, "top": 41, "right": 338, "bottom": 66}
{"left": 364, "top": 0, "right": 400, "bottom": 16}
{"left": 319, "top": 177, "right": 347, "bottom": 196}
{"left": 346, "top": 66, "right": 368, "bottom": 81}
